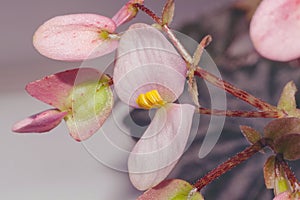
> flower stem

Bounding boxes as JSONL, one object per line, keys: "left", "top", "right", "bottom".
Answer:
{"left": 133, "top": 3, "right": 162, "bottom": 24}
{"left": 193, "top": 139, "right": 267, "bottom": 191}
{"left": 133, "top": 3, "right": 193, "bottom": 63}
{"left": 162, "top": 24, "right": 193, "bottom": 63}
{"left": 198, "top": 107, "right": 284, "bottom": 118}
{"left": 195, "top": 67, "right": 285, "bottom": 115}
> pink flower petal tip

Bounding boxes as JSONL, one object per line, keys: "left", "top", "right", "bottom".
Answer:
{"left": 12, "top": 109, "right": 67, "bottom": 133}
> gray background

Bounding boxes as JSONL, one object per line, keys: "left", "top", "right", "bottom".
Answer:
{"left": 2, "top": 0, "right": 299, "bottom": 200}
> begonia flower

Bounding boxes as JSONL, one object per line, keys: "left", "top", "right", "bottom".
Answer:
{"left": 33, "top": 0, "right": 143, "bottom": 61}
{"left": 12, "top": 68, "right": 113, "bottom": 141}
{"left": 113, "top": 23, "right": 195, "bottom": 190}
{"left": 250, "top": 0, "right": 300, "bottom": 61}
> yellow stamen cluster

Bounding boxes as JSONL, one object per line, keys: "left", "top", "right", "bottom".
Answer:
{"left": 99, "top": 30, "right": 109, "bottom": 40}
{"left": 136, "top": 90, "right": 166, "bottom": 109}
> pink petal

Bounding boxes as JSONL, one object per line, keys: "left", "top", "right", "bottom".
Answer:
{"left": 112, "top": 0, "right": 144, "bottom": 27}
{"left": 250, "top": 0, "right": 300, "bottom": 61}
{"left": 114, "top": 23, "right": 187, "bottom": 107}
{"left": 128, "top": 103, "right": 195, "bottom": 190}
{"left": 64, "top": 81, "right": 113, "bottom": 141}
{"left": 273, "top": 192, "right": 291, "bottom": 200}
{"left": 12, "top": 109, "right": 67, "bottom": 133}
{"left": 33, "top": 14, "right": 118, "bottom": 61}
{"left": 26, "top": 68, "right": 102, "bottom": 110}
{"left": 137, "top": 179, "right": 204, "bottom": 200}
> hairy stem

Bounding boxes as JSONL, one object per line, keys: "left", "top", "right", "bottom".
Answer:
{"left": 133, "top": 3, "right": 192, "bottom": 63}
{"left": 195, "top": 67, "right": 286, "bottom": 115}
{"left": 133, "top": 3, "right": 162, "bottom": 24}
{"left": 198, "top": 108, "right": 284, "bottom": 118}
{"left": 194, "top": 139, "right": 267, "bottom": 191}
{"left": 162, "top": 24, "right": 193, "bottom": 63}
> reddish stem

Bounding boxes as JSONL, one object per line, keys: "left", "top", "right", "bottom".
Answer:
{"left": 194, "top": 139, "right": 267, "bottom": 191}
{"left": 133, "top": 3, "right": 193, "bottom": 63}
{"left": 133, "top": 3, "right": 162, "bottom": 24}
{"left": 198, "top": 108, "right": 283, "bottom": 118}
{"left": 195, "top": 67, "right": 285, "bottom": 115}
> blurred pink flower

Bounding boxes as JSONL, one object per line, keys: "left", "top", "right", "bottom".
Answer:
{"left": 250, "top": 0, "right": 300, "bottom": 61}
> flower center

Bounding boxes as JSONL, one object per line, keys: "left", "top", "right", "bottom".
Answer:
{"left": 99, "top": 30, "right": 110, "bottom": 40}
{"left": 136, "top": 90, "right": 166, "bottom": 109}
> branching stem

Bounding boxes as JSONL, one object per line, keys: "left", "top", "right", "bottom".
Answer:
{"left": 193, "top": 139, "right": 267, "bottom": 191}
{"left": 134, "top": 3, "right": 286, "bottom": 115}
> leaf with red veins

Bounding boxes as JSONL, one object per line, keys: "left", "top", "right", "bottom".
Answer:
{"left": 33, "top": 14, "right": 118, "bottom": 61}
{"left": 12, "top": 109, "right": 67, "bottom": 133}
{"left": 137, "top": 179, "right": 204, "bottom": 200}
{"left": 112, "top": 0, "right": 144, "bottom": 27}
{"left": 250, "top": 0, "right": 300, "bottom": 61}
{"left": 128, "top": 103, "right": 195, "bottom": 190}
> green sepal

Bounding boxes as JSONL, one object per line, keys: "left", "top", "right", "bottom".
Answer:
{"left": 263, "top": 156, "right": 276, "bottom": 189}
{"left": 162, "top": 0, "right": 175, "bottom": 25}
{"left": 137, "top": 179, "right": 204, "bottom": 200}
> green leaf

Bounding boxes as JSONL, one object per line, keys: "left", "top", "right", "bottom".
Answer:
{"left": 240, "top": 125, "right": 261, "bottom": 145}
{"left": 274, "top": 133, "right": 300, "bottom": 160}
{"left": 263, "top": 156, "right": 275, "bottom": 189}
{"left": 263, "top": 117, "right": 300, "bottom": 141}
{"left": 137, "top": 179, "right": 204, "bottom": 200}
{"left": 162, "top": 0, "right": 175, "bottom": 25}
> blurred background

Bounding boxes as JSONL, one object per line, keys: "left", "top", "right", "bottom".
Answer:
{"left": 1, "top": 0, "right": 300, "bottom": 199}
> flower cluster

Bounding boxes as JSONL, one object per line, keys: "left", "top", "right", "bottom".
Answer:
{"left": 12, "top": 0, "right": 300, "bottom": 199}
{"left": 12, "top": 0, "right": 197, "bottom": 194}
